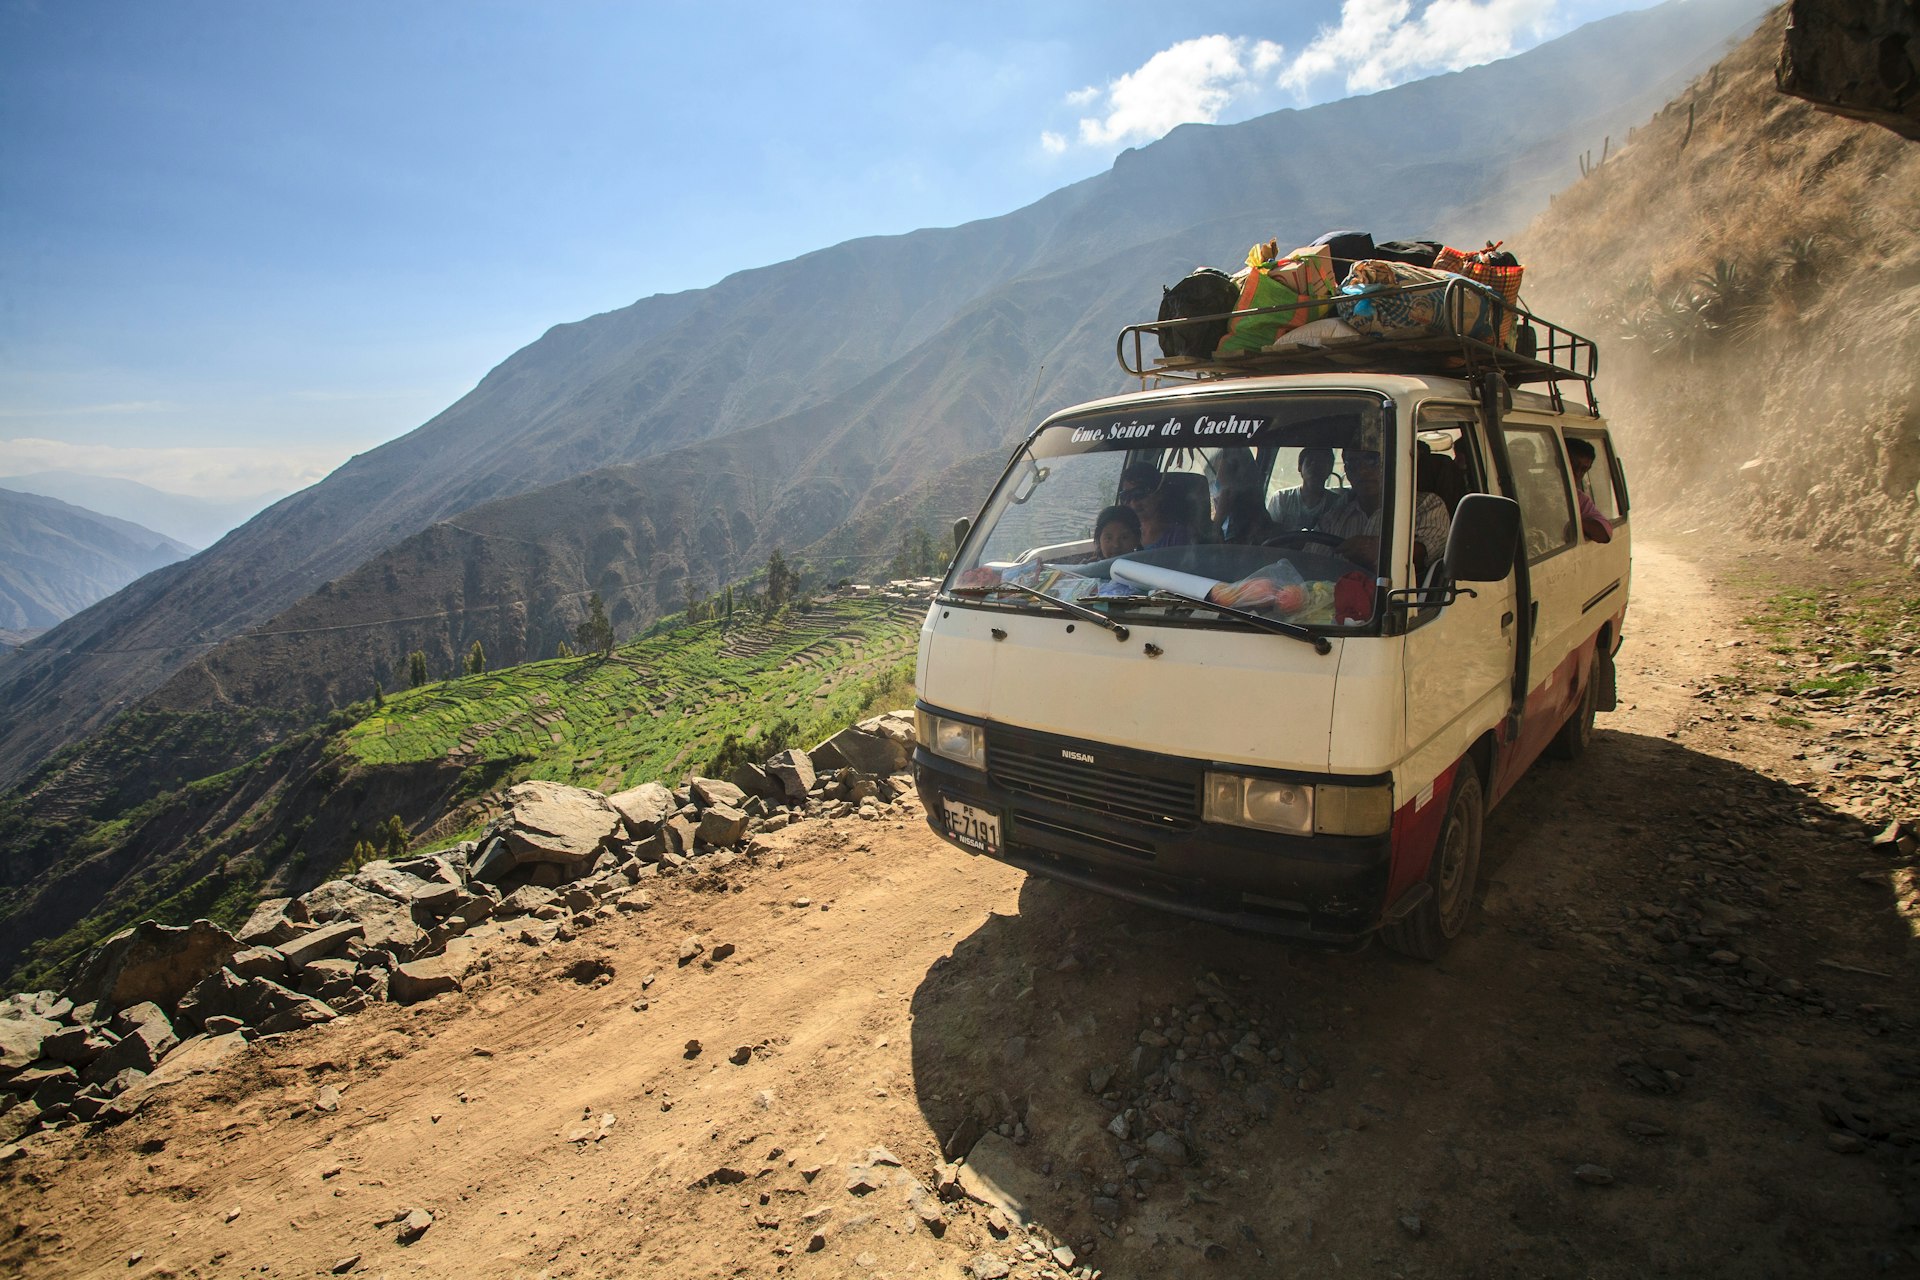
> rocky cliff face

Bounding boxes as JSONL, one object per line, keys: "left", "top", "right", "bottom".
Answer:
{"left": 1777, "top": 0, "right": 1920, "bottom": 140}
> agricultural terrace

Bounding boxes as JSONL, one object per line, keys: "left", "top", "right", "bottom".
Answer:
{"left": 342, "top": 596, "right": 926, "bottom": 793}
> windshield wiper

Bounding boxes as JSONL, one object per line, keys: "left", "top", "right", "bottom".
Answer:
{"left": 1001, "top": 581, "right": 1130, "bottom": 640}
{"left": 1109, "top": 589, "right": 1332, "bottom": 654}
{"left": 945, "top": 582, "right": 1131, "bottom": 641}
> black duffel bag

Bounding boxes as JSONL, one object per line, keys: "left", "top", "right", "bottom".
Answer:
{"left": 1157, "top": 267, "right": 1239, "bottom": 359}
{"left": 1371, "top": 239, "right": 1444, "bottom": 267}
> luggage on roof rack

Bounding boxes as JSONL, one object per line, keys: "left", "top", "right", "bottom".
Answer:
{"left": 1116, "top": 270, "right": 1599, "bottom": 412}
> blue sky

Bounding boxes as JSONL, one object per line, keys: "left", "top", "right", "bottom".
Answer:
{"left": 0, "top": 0, "right": 1661, "bottom": 502}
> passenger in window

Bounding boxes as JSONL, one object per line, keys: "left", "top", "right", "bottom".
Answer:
{"left": 1268, "top": 446, "right": 1339, "bottom": 530}
{"left": 1566, "top": 439, "right": 1613, "bottom": 543}
{"left": 1093, "top": 504, "right": 1142, "bottom": 559}
{"left": 1321, "top": 448, "right": 1452, "bottom": 575}
{"left": 1211, "top": 449, "right": 1275, "bottom": 544}
{"left": 1118, "top": 465, "right": 1195, "bottom": 550}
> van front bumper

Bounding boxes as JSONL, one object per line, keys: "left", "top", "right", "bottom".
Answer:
{"left": 914, "top": 746, "right": 1392, "bottom": 947}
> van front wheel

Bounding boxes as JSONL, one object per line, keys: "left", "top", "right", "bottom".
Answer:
{"left": 1547, "top": 659, "right": 1600, "bottom": 761}
{"left": 1382, "top": 766, "right": 1483, "bottom": 960}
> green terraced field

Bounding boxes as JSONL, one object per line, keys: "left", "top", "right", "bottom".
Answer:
{"left": 344, "top": 595, "right": 927, "bottom": 793}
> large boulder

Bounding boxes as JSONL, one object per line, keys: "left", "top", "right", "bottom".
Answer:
{"left": 689, "top": 777, "right": 747, "bottom": 810}
{"left": 279, "top": 922, "right": 365, "bottom": 970}
{"left": 0, "top": 1012, "right": 61, "bottom": 1073}
{"left": 388, "top": 957, "right": 462, "bottom": 1006}
{"left": 84, "top": 1003, "right": 179, "bottom": 1082}
{"left": 470, "top": 835, "right": 516, "bottom": 884}
{"left": 69, "top": 920, "right": 239, "bottom": 1015}
{"left": 696, "top": 803, "right": 751, "bottom": 848}
{"left": 607, "top": 782, "right": 675, "bottom": 837}
{"left": 236, "top": 898, "right": 300, "bottom": 946}
{"left": 661, "top": 815, "right": 699, "bottom": 859}
{"left": 813, "top": 713, "right": 914, "bottom": 778}
{"left": 291, "top": 882, "right": 423, "bottom": 957}
{"left": 350, "top": 862, "right": 440, "bottom": 904}
{"left": 730, "top": 762, "right": 782, "bottom": 802}
{"left": 766, "top": 749, "right": 816, "bottom": 802}
{"left": 500, "top": 781, "right": 622, "bottom": 867}
{"left": 175, "top": 968, "right": 246, "bottom": 1032}
{"left": 235, "top": 978, "right": 337, "bottom": 1035}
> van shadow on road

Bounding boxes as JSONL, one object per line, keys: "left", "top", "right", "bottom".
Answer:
{"left": 907, "top": 727, "right": 1920, "bottom": 1278}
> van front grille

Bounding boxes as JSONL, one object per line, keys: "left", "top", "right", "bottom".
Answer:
{"left": 988, "top": 734, "right": 1199, "bottom": 829}
{"left": 1012, "top": 815, "right": 1158, "bottom": 861}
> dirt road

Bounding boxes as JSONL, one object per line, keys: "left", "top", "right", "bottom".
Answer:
{"left": 3, "top": 537, "right": 1915, "bottom": 1279}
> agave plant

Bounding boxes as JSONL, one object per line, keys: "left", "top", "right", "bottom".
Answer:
{"left": 1780, "top": 233, "right": 1821, "bottom": 289}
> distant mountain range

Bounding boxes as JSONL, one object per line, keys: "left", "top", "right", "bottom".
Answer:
{"left": 0, "top": 0, "right": 1772, "bottom": 786}
{"left": 0, "top": 488, "right": 194, "bottom": 632}
{"left": 0, "top": 471, "right": 282, "bottom": 551}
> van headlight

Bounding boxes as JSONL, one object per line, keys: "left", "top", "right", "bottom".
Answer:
{"left": 1204, "top": 773, "right": 1312, "bottom": 835}
{"left": 917, "top": 709, "right": 986, "bottom": 771}
{"left": 1203, "top": 774, "right": 1393, "bottom": 837}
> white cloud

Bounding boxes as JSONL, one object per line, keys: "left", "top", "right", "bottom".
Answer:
{"left": 0, "top": 400, "right": 182, "bottom": 418}
{"left": 1039, "top": 130, "right": 1068, "bottom": 154}
{"left": 1071, "top": 35, "right": 1287, "bottom": 148}
{"left": 1065, "top": 86, "right": 1100, "bottom": 107}
{"left": 1278, "top": 0, "right": 1559, "bottom": 96}
{"left": 0, "top": 436, "right": 361, "bottom": 500}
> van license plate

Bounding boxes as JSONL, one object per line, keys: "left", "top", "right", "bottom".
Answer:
{"left": 943, "top": 799, "right": 1001, "bottom": 856}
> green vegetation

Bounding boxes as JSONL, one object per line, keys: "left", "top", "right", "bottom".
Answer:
{"left": 1745, "top": 579, "right": 1920, "bottom": 695}
{"left": 0, "top": 592, "right": 925, "bottom": 991}
{"left": 346, "top": 593, "right": 923, "bottom": 795}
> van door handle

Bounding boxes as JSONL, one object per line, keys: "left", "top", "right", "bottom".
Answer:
{"left": 1500, "top": 611, "right": 1514, "bottom": 629}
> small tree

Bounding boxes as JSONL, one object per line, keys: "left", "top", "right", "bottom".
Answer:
{"left": 575, "top": 592, "right": 614, "bottom": 655}
{"left": 555, "top": 639, "right": 575, "bottom": 659}
{"left": 767, "top": 548, "right": 793, "bottom": 610}
{"left": 892, "top": 524, "right": 940, "bottom": 579}
{"left": 465, "top": 640, "right": 487, "bottom": 675}
{"left": 384, "top": 814, "right": 408, "bottom": 858}
{"left": 723, "top": 585, "right": 735, "bottom": 629}
{"left": 372, "top": 678, "right": 384, "bottom": 708}
{"left": 407, "top": 650, "right": 428, "bottom": 687}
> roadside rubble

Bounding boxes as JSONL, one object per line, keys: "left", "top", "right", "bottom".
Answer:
{"left": 0, "top": 711, "right": 922, "bottom": 1150}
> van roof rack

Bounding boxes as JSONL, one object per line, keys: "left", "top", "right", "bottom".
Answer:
{"left": 1117, "top": 278, "right": 1600, "bottom": 414}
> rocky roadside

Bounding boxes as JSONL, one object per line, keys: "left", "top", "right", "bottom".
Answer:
{"left": 0, "top": 711, "right": 922, "bottom": 1156}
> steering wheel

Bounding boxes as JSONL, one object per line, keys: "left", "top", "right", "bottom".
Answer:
{"left": 1259, "top": 529, "right": 1345, "bottom": 550}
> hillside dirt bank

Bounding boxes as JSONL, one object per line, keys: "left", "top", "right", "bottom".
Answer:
{"left": 2, "top": 534, "right": 1916, "bottom": 1279}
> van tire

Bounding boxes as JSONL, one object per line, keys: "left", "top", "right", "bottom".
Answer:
{"left": 1382, "top": 766, "right": 1483, "bottom": 961}
{"left": 1547, "top": 660, "right": 1600, "bottom": 761}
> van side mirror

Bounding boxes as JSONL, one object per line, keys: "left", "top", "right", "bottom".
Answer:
{"left": 1445, "top": 494, "right": 1521, "bottom": 582}
{"left": 951, "top": 517, "right": 972, "bottom": 550}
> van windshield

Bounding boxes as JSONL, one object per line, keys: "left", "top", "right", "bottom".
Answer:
{"left": 947, "top": 393, "right": 1393, "bottom": 627}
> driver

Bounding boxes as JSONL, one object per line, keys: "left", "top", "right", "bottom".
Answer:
{"left": 1267, "top": 445, "right": 1339, "bottom": 530}
{"left": 1320, "top": 447, "right": 1451, "bottom": 575}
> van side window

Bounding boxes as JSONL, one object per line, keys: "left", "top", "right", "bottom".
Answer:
{"left": 1502, "top": 426, "right": 1575, "bottom": 563}
{"left": 1568, "top": 431, "right": 1620, "bottom": 522}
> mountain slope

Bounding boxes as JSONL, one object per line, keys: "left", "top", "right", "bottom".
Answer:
{"left": 0, "top": 0, "right": 1772, "bottom": 784}
{"left": 0, "top": 488, "right": 194, "bottom": 631}
{"left": 0, "top": 471, "right": 278, "bottom": 550}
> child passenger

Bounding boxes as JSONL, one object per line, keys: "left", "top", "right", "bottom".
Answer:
{"left": 1094, "top": 504, "right": 1142, "bottom": 558}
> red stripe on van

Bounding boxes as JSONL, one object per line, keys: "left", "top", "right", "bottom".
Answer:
{"left": 1386, "top": 759, "right": 1459, "bottom": 907}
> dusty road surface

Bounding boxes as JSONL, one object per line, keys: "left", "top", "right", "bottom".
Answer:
{"left": 2, "top": 537, "right": 1916, "bottom": 1279}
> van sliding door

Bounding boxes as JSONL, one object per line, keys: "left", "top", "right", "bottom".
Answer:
{"left": 1495, "top": 420, "right": 1583, "bottom": 790}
